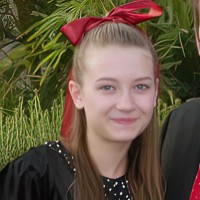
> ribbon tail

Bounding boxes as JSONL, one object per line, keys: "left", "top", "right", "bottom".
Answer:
{"left": 60, "top": 70, "right": 73, "bottom": 137}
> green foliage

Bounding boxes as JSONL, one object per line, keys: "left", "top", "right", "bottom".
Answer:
{"left": 156, "top": 90, "right": 181, "bottom": 126}
{"left": 1, "top": 0, "right": 128, "bottom": 109}
{"left": 0, "top": 90, "right": 63, "bottom": 170}
{"left": 152, "top": 0, "right": 200, "bottom": 101}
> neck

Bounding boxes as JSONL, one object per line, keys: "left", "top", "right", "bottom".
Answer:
{"left": 87, "top": 136, "right": 131, "bottom": 179}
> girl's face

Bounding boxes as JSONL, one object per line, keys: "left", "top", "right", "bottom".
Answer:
{"left": 69, "top": 45, "right": 158, "bottom": 146}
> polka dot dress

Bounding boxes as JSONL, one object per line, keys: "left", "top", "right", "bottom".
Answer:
{"left": 45, "top": 141, "right": 132, "bottom": 200}
{"left": 103, "top": 176, "right": 132, "bottom": 199}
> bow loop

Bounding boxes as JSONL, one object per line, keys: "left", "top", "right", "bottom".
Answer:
{"left": 60, "top": 0, "right": 162, "bottom": 46}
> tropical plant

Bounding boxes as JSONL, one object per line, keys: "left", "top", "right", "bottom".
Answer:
{"left": 150, "top": 0, "right": 200, "bottom": 102}
{"left": 0, "top": 0, "right": 128, "bottom": 110}
{"left": 0, "top": 0, "right": 57, "bottom": 110}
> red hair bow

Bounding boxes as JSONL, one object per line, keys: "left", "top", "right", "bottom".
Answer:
{"left": 60, "top": 0, "right": 162, "bottom": 46}
{"left": 60, "top": 0, "right": 162, "bottom": 138}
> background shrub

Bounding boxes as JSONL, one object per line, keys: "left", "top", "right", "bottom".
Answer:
{"left": 0, "top": 90, "right": 63, "bottom": 170}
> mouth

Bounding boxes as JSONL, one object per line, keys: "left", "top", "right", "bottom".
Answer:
{"left": 111, "top": 118, "right": 137, "bottom": 125}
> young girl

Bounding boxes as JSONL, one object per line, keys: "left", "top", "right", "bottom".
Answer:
{"left": 0, "top": 0, "right": 164, "bottom": 199}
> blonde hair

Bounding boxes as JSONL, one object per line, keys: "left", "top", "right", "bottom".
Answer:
{"left": 62, "top": 23, "right": 164, "bottom": 200}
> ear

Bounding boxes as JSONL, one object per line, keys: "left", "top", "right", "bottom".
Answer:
{"left": 68, "top": 80, "right": 84, "bottom": 109}
{"left": 154, "top": 78, "right": 159, "bottom": 107}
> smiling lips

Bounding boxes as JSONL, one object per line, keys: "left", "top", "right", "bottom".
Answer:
{"left": 111, "top": 118, "right": 137, "bottom": 125}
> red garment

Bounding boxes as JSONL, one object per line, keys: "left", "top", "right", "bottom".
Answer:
{"left": 190, "top": 166, "right": 200, "bottom": 200}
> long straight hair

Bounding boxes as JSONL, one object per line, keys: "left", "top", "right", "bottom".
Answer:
{"left": 61, "top": 23, "right": 164, "bottom": 200}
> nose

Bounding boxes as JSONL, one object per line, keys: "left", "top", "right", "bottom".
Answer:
{"left": 116, "top": 91, "right": 135, "bottom": 112}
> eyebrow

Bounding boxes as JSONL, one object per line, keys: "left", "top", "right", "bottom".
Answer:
{"left": 95, "top": 78, "right": 117, "bottom": 83}
{"left": 134, "top": 77, "right": 153, "bottom": 82}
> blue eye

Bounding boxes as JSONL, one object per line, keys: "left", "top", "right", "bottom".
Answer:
{"left": 101, "top": 85, "right": 114, "bottom": 90}
{"left": 135, "top": 84, "right": 148, "bottom": 90}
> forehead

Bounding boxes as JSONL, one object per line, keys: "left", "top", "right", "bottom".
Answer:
{"left": 84, "top": 44, "right": 152, "bottom": 61}
{"left": 82, "top": 45, "right": 154, "bottom": 81}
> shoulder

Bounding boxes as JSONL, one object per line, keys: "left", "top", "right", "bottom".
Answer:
{"left": 169, "top": 98, "right": 200, "bottom": 119}
{"left": 1, "top": 140, "right": 74, "bottom": 176}
{"left": 5, "top": 141, "right": 58, "bottom": 175}
{"left": 0, "top": 141, "right": 74, "bottom": 200}
{"left": 162, "top": 98, "right": 200, "bottom": 132}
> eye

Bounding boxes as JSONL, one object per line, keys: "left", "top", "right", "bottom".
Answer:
{"left": 135, "top": 84, "right": 148, "bottom": 90}
{"left": 100, "top": 85, "right": 115, "bottom": 91}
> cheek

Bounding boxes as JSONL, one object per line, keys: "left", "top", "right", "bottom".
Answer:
{"left": 84, "top": 95, "right": 114, "bottom": 110}
{"left": 82, "top": 93, "right": 115, "bottom": 120}
{"left": 135, "top": 94, "right": 156, "bottom": 114}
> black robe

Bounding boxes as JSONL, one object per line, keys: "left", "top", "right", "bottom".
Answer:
{"left": 161, "top": 98, "right": 200, "bottom": 200}
{"left": 0, "top": 141, "right": 74, "bottom": 200}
